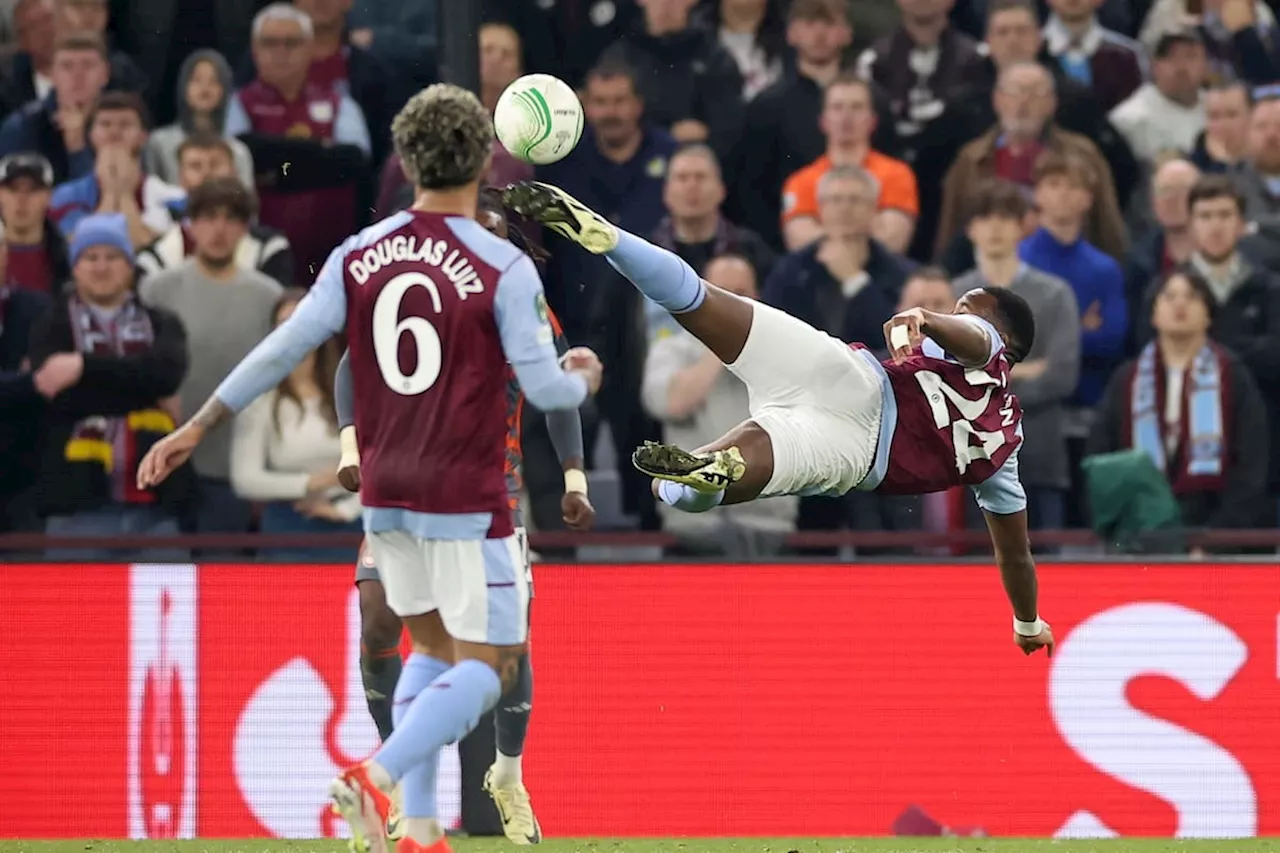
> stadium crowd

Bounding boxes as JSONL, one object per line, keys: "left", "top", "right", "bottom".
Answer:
{"left": 0, "top": 0, "right": 1278, "bottom": 558}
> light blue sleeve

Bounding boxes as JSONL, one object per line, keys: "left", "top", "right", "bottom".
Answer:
{"left": 335, "top": 95, "right": 372, "bottom": 157}
{"left": 970, "top": 448, "right": 1028, "bottom": 515}
{"left": 921, "top": 314, "right": 1003, "bottom": 366}
{"left": 494, "top": 255, "right": 588, "bottom": 411}
{"left": 213, "top": 243, "right": 348, "bottom": 412}
{"left": 223, "top": 93, "right": 250, "bottom": 137}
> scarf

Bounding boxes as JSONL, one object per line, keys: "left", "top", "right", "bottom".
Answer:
{"left": 65, "top": 293, "right": 170, "bottom": 504}
{"left": 651, "top": 215, "right": 739, "bottom": 257}
{"left": 1128, "top": 340, "right": 1230, "bottom": 494}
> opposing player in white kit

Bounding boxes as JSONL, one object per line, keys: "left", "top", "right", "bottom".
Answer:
{"left": 504, "top": 179, "right": 1054, "bottom": 657}
{"left": 138, "top": 86, "right": 602, "bottom": 853}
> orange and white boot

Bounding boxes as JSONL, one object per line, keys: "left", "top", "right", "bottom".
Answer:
{"left": 330, "top": 762, "right": 395, "bottom": 853}
{"left": 394, "top": 835, "right": 453, "bottom": 853}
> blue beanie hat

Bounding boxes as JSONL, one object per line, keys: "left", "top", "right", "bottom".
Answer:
{"left": 70, "top": 213, "right": 134, "bottom": 265}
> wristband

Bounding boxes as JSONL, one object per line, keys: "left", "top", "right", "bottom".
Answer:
{"left": 564, "top": 468, "right": 588, "bottom": 495}
{"left": 338, "top": 425, "right": 359, "bottom": 468}
{"left": 889, "top": 325, "right": 911, "bottom": 350}
{"left": 1014, "top": 616, "right": 1046, "bottom": 637}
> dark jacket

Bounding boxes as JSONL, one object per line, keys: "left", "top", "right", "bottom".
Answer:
{"left": 599, "top": 25, "right": 745, "bottom": 164}
{"left": 0, "top": 95, "right": 95, "bottom": 185}
{"left": 762, "top": 239, "right": 915, "bottom": 348}
{"left": 0, "top": 288, "right": 51, "bottom": 532}
{"left": 1088, "top": 345, "right": 1270, "bottom": 530}
{"left": 26, "top": 298, "right": 193, "bottom": 517}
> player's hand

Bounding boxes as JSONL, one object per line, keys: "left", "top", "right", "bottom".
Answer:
{"left": 33, "top": 352, "right": 84, "bottom": 398}
{"left": 337, "top": 462, "right": 361, "bottom": 492}
{"left": 562, "top": 490, "right": 596, "bottom": 530}
{"left": 137, "top": 423, "right": 204, "bottom": 490}
{"left": 884, "top": 308, "right": 927, "bottom": 363}
{"left": 1013, "top": 623, "right": 1055, "bottom": 657}
{"left": 562, "top": 346, "right": 603, "bottom": 394}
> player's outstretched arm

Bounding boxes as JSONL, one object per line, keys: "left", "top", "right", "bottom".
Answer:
{"left": 983, "top": 509, "right": 1054, "bottom": 657}
{"left": 884, "top": 308, "right": 993, "bottom": 367}
{"left": 137, "top": 247, "right": 349, "bottom": 490}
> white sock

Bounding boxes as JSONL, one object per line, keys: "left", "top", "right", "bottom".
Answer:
{"left": 493, "top": 751, "right": 523, "bottom": 785}
{"left": 403, "top": 817, "right": 443, "bottom": 845}
{"left": 657, "top": 479, "right": 725, "bottom": 512}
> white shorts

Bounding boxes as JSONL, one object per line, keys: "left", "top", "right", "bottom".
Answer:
{"left": 726, "top": 301, "right": 883, "bottom": 498}
{"left": 365, "top": 530, "right": 531, "bottom": 645}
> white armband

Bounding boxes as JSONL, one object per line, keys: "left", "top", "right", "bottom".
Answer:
{"left": 1014, "top": 616, "right": 1047, "bottom": 637}
{"left": 338, "top": 425, "right": 359, "bottom": 469}
{"left": 564, "top": 468, "right": 588, "bottom": 495}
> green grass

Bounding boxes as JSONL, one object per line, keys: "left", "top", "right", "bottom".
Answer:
{"left": 2, "top": 840, "right": 1280, "bottom": 853}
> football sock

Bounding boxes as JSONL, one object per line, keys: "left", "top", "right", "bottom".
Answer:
{"left": 385, "top": 653, "right": 451, "bottom": 826}
{"left": 657, "top": 479, "right": 725, "bottom": 512}
{"left": 361, "top": 642, "right": 403, "bottom": 741}
{"left": 493, "top": 653, "right": 533, "bottom": 783}
{"left": 605, "top": 230, "right": 706, "bottom": 314}
{"left": 375, "top": 657, "right": 502, "bottom": 787}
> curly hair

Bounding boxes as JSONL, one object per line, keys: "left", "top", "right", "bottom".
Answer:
{"left": 393, "top": 84, "right": 494, "bottom": 191}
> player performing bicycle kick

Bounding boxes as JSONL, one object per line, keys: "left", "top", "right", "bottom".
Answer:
{"left": 503, "top": 180, "right": 1054, "bottom": 656}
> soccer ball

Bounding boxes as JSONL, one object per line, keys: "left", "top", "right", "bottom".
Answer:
{"left": 494, "top": 74, "right": 584, "bottom": 166}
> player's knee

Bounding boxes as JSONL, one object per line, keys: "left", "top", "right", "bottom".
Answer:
{"left": 358, "top": 582, "right": 402, "bottom": 651}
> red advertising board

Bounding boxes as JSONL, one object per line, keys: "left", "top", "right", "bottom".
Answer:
{"left": 1, "top": 562, "right": 1277, "bottom": 839}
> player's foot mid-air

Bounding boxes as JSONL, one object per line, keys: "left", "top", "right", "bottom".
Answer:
{"left": 504, "top": 179, "right": 1054, "bottom": 657}
{"left": 339, "top": 188, "right": 597, "bottom": 846}
{"left": 138, "top": 85, "right": 602, "bottom": 853}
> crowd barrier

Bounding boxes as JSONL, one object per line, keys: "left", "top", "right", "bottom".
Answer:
{"left": 1, "top": 561, "right": 1277, "bottom": 839}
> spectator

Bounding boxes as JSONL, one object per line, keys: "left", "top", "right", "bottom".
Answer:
{"left": 936, "top": 62, "right": 1127, "bottom": 261}
{"left": 375, "top": 20, "right": 534, "bottom": 218}
{"left": 484, "top": 0, "right": 640, "bottom": 87}
{"left": 1109, "top": 30, "right": 1207, "bottom": 167}
{"left": 897, "top": 265, "right": 956, "bottom": 312}
{"left": 1126, "top": 157, "right": 1200, "bottom": 350}
{"left": 1020, "top": 149, "right": 1127, "bottom": 409}
{"left": 953, "top": 179, "right": 1080, "bottom": 528}
{"left": 226, "top": 2, "right": 371, "bottom": 284}
{"left": 538, "top": 59, "right": 675, "bottom": 531}
{"left": 1190, "top": 79, "right": 1252, "bottom": 173}
{"left": 49, "top": 0, "right": 146, "bottom": 97}
{"left": 1234, "top": 94, "right": 1280, "bottom": 269}
{"left": 139, "top": 178, "right": 283, "bottom": 541}
{"left": 1043, "top": 0, "right": 1146, "bottom": 112}
{"left": 49, "top": 90, "right": 184, "bottom": 248}
{"left": 137, "top": 135, "right": 294, "bottom": 287}
{"left": 780, "top": 73, "right": 918, "bottom": 253}
{"left": 646, "top": 144, "right": 775, "bottom": 340}
{"left": 146, "top": 50, "right": 255, "bottom": 189}
{"left": 599, "top": 0, "right": 744, "bottom": 158}
{"left": 969, "top": 0, "right": 1141, "bottom": 207}
{"left": 1088, "top": 268, "right": 1269, "bottom": 532}
{"left": 0, "top": 31, "right": 108, "bottom": 183}
{"left": 764, "top": 165, "right": 914, "bottom": 352}
{"left": 1140, "top": 0, "right": 1278, "bottom": 85}
{"left": 0, "top": 279, "right": 55, "bottom": 534}
{"left": 856, "top": 0, "right": 986, "bottom": 142}
{"left": 0, "top": 152, "right": 67, "bottom": 294}
{"left": 641, "top": 253, "right": 797, "bottom": 556}
{"left": 0, "top": 0, "right": 57, "bottom": 115}
{"left": 28, "top": 212, "right": 191, "bottom": 559}
{"left": 230, "top": 288, "right": 356, "bottom": 561}
{"left": 347, "top": 0, "right": 438, "bottom": 89}
{"left": 696, "top": 0, "right": 787, "bottom": 100}
{"left": 733, "top": 0, "right": 852, "bottom": 249}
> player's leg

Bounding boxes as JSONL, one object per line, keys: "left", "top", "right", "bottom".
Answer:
{"left": 365, "top": 537, "right": 529, "bottom": 850}
{"left": 355, "top": 549, "right": 404, "bottom": 741}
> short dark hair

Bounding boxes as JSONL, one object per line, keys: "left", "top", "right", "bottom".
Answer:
{"left": 1033, "top": 149, "right": 1098, "bottom": 193}
{"left": 986, "top": 0, "right": 1038, "bottom": 22}
{"left": 788, "top": 0, "right": 848, "bottom": 24}
{"left": 826, "top": 70, "right": 873, "bottom": 103}
{"left": 908, "top": 265, "right": 952, "bottom": 285}
{"left": 969, "top": 178, "right": 1031, "bottom": 221}
{"left": 89, "top": 90, "right": 151, "bottom": 132}
{"left": 177, "top": 131, "right": 235, "bottom": 164}
{"left": 1188, "top": 174, "right": 1247, "bottom": 215}
{"left": 53, "top": 31, "right": 108, "bottom": 61}
{"left": 186, "top": 176, "right": 257, "bottom": 223}
{"left": 1152, "top": 266, "right": 1217, "bottom": 323}
{"left": 982, "top": 286, "right": 1036, "bottom": 363}
{"left": 1154, "top": 29, "right": 1203, "bottom": 59}
{"left": 585, "top": 58, "right": 639, "bottom": 96}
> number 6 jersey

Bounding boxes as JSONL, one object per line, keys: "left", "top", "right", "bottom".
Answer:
{"left": 852, "top": 314, "right": 1027, "bottom": 516}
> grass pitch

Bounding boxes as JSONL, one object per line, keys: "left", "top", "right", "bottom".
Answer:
{"left": 1, "top": 839, "right": 1279, "bottom": 853}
